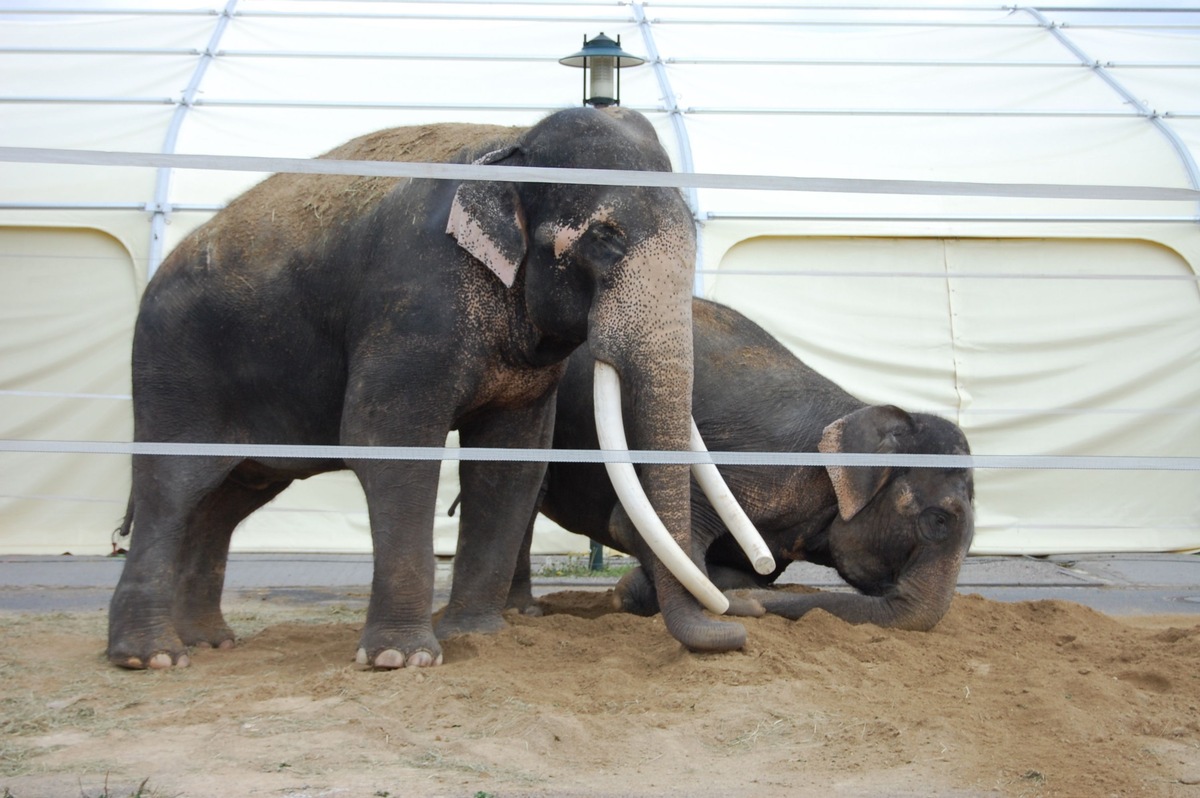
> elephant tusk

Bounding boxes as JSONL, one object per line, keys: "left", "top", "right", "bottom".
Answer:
{"left": 689, "top": 420, "right": 776, "bottom": 576}
{"left": 593, "top": 361, "right": 730, "bottom": 616}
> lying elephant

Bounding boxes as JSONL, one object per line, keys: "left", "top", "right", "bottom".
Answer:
{"left": 517, "top": 298, "right": 974, "bottom": 631}
{"left": 108, "top": 107, "right": 755, "bottom": 670}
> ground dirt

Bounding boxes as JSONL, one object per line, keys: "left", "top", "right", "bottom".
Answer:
{"left": 2, "top": 591, "right": 1198, "bottom": 798}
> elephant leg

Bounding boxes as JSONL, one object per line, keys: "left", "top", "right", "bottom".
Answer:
{"left": 603, "top": 506, "right": 660, "bottom": 616}
{"left": 351, "top": 455, "right": 444, "bottom": 669}
{"left": 108, "top": 454, "right": 238, "bottom": 669}
{"left": 172, "top": 476, "right": 292, "bottom": 650}
{"left": 732, "top": 589, "right": 869, "bottom": 623}
{"left": 504, "top": 477, "right": 547, "bottom": 616}
{"left": 613, "top": 565, "right": 658, "bottom": 616}
{"left": 436, "top": 393, "right": 555, "bottom": 639}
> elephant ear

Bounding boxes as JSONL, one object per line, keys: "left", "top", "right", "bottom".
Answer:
{"left": 446, "top": 145, "right": 527, "bottom": 288}
{"left": 819, "top": 405, "right": 914, "bottom": 522}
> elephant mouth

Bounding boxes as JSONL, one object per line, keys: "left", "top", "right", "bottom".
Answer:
{"left": 835, "top": 560, "right": 898, "bottom": 597}
{"left": 591, "top": 360, "right": 774, "bottom": 614}
{"left": 851, "top": 579, "right": 895, "bottom": 598}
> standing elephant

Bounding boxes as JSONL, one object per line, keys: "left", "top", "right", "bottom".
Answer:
{"left": 107, "top": 107, "right": 753, "bottom": 670}
{"left": 519, "top": 298, "right": 974, "bottom": 632}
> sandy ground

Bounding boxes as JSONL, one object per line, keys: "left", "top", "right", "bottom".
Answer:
{"left": 1, "top": 589, "right": 1198, "bottom": 798}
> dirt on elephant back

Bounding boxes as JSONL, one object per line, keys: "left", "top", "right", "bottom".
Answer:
{"left": 2, "top": 592, "right": 1199, "bottom": 798}
{"left": 172, "top": 121, "right": 525, "bottom": 269}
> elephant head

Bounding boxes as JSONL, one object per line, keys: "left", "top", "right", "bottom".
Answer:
{"left": 447, "top": 107, "right": 750, "bottom": 651}
{"left": 751, "top": 405, "right": 974, "bottom": 631}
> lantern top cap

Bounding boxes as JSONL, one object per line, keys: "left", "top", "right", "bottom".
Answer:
{"left": 559, "top": 32, "right": 645, "bottom": 69}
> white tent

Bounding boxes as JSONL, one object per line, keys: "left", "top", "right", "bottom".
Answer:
{"left": 1, "top": 1, "right": 1197, "bottom": 556}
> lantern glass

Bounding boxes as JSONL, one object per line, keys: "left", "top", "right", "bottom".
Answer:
{"left": 589, "top": 57, "right": 616, "bottom": 106}
{"left": 559, "top": 33, "right": 644, "bottom": 108}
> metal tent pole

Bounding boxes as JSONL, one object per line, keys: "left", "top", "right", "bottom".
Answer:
{"left": 146, "top": 0, "right": 238, "bottom": 280}
{"left": 1022, "top": 5, "right": 1200, "bottom": 210}
{"left": 631, "top": 1, "right": 706, "bottom": 296}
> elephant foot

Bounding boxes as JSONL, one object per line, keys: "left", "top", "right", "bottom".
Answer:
{"left": 356, "top": 647, "right": 443, "bottom": 669}
{"left": 722, "top": 591, "right": 766, "bottom": 618}
{"left": 504, "top": 583, "right": 541, "bottom": 616}
{"left": 435, "top": 608, "right": 507, "bottom": 640}
{"left": 107, "top": 626, "right": 191, "bottom": 670}
{"left": 175, "top": 615, "right": 236, "bottom": 651}
{"left": 356, "top": 625, "right": 444, "bottom": 669}
{"left": 504, "top": 601, "right": 544, "bottom": 618}
{"left": 111, "top": 650, "right": 191, "bottom": 670}
{"left": 192, "top": 638, "right": 236, "bottom": 651}
{"left": 613, "top": 567, "right": 659, "bottom": 616}
{"left": 731, "top": 588, "right": 813, "bottom": 621}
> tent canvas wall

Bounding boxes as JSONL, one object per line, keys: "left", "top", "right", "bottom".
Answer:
{"left": 1, "top": 1, "right": 1197, "bottom": 556}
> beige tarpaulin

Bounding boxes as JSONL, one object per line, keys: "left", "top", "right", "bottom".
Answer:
{"left": 707, "top": 236, "right": 1200, "bottom": 554}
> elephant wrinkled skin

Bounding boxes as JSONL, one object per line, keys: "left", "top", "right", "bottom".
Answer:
{"left": 518, "top": 298, "right": 975, "bottom": 632}
{"left": 108, "top": 107, "right": 747, "bottom": 670}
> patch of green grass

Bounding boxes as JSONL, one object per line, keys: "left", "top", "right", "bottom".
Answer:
{"left": 534, "top": 555, "right": 637, "bottom": 579}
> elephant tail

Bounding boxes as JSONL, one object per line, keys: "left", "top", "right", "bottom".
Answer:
{"left": 111, "top": 491, "right": 134, "bottom": 555}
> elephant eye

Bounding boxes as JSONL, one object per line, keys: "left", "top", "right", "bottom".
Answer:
{"left": 583, "top": 222, "right": 627, "bottom": 265}
{"left": 919, "top": 508, "right": 953, "bottom": 543}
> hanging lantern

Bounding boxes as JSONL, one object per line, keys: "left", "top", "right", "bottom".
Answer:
{"left": 559, "top": 32, "right": 645, "bottom": 107}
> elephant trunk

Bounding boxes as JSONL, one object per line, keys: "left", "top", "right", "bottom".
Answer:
{"left": 593, "top": 358, "right": 748, "bottom": 652}
{"left": 589, "top": 292, "right": 748, "bottom": 650}
{"left": 594, "top": 363, "right": 728, "bottom": 613}
{"left": 749, "top": 549, "right": 965, "bottom": 632}
{"left": 884, "top": 544, "right": 969, "bottom": 631}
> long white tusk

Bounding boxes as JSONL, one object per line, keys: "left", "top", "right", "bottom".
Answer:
{"left": 689, "top": 420, "right": 776, "bottom": 576}
{"left": 593, "top": 361, "right": 729, "bottom": 615}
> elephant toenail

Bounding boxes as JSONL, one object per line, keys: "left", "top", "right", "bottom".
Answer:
{"left": 373, "top": 649, "right": 407, "bottom": 669}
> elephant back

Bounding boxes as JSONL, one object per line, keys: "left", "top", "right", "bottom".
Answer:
{"left": 164, "top": 123, "right": 526, "bottom": 281}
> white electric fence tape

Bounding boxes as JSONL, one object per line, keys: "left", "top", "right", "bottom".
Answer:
{"left": 1, "top": 146, "right": 1198, "bottom": 203}
{"left": 0, "top": 439, "right": 1197, "bottom": 473}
